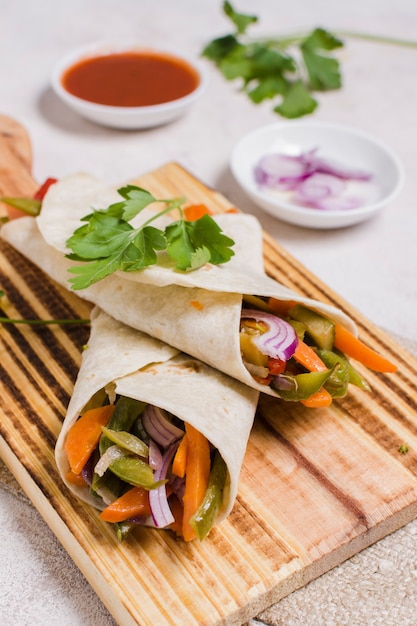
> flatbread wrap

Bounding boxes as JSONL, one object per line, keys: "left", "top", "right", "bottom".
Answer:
{"left": 1, "top": 173, "right": 396, "bottom": 406}
{"left": 56, "top": 307, "right": 259, "bottom": 542}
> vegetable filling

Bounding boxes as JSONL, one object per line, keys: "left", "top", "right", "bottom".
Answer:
{"left": 64, "top": 395, "right": 227, "bottom": 542}
{"left": 240, "top": 295, "right": 396, "bottom": 406}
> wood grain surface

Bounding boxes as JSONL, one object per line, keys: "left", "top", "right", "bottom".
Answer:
{"left": 1, "top": 118, "right": 417, "bottom": 625}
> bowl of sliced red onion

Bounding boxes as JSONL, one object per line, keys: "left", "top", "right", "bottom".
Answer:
{"left": 230, "top": 121, "right": 404, "bottom": 229}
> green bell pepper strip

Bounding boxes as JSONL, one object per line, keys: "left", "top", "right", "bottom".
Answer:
{"left": 271, "top": 367, "right": 335, "bottom": 401}
{"left": 101, "top": 426, "right": 149, "bottom": 458}
{"left": 99, "top": 396, "right": 146, "bottom": 455}
{"left": 323, "top": 361, "right": 349, "bottom": 398}
{"left": 108, "top": 455, "right": 166, "bottom": 490}
{"left": 0, "top": 197, "right": 42, "bottom": 216}
{"left": 317, "top": 348, "right": 371, "bottom": 392}
{"left": 190, "top": 451, "right": 227, "bottom": 541}
{"left": 115, "top": 520, "right": 137, "bottom": 542}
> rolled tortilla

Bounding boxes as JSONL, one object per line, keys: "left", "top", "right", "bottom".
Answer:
{"left": 1, "top": 173, "right": 357, "bottom": 399}
{"left": 56, "top": 307, "right": 259, "bottom": 538}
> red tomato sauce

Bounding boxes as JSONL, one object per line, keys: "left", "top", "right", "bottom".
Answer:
{"left": 61, "top": 51, "right": 200, "bottom": 107}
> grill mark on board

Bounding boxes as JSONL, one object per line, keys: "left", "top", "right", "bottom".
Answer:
{"left": 256, "top": 410, "right": 370, "bottom": 528}
{"left": 0, "top": 363, "right": 58, "bottom": 450}
{"left": 1, "top": 243, "right": 89, "bottom": 325}
{"left": 362, "top": 368, "right": 417, "bottom": 416}
{"left": 0, "top": 258, "right": 90, "bottom": 400}
{"left": 0, "top": 329, "right": 71, "bottom": 415}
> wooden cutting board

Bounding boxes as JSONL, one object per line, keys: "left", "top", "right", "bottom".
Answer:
{"left": 1, "top": 116, "right": 417, "bottom": 626}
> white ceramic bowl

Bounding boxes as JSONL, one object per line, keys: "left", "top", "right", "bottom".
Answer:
{"left": 51, "top": 41, "right": 207, "bottom": 129}
{"left": 230, "top": 121, "right": 404, "bottom": 229}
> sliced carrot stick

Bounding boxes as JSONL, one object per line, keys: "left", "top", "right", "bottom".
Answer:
{"left": 293, "top": 339, "right": 332, "bottom": 407}
{"left": 64, "top": 404, "right": 115, "bottom": 475}
{"left": 301, "top": 388, "right": 333, "bottom": 408}
{"left": 293, "top": 339, "right": 328, "bottom": 372}
{"left": 65, "top": 469, "right": 88, "bottom": 487}
{"left": 172, "top": 434, "right": 188, "bottom": 478}
{"left": 334, "top": 324, "right": 397, "bottom": 373}
{"left": 99, "top": 486, "right": 151, "bottom": 523}
{"left": 182, "top": 424, "right": 211, "bottom": 542}
{"left": 267, "top": 298, "right": 297, "bottom": 316}
{"left": 183, "top": 204, "right": 211, "bottom": 221}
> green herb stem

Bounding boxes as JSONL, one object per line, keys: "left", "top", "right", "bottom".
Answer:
{"left": 254, "top": 30, "right": 417, "bottom": 50}
{"left": 0, "top": 317, "right": 90, "bottom": 326}
{"left": 335, "top": 31, "right": 417, "bottom": 49}
{"left": 139, "top": 198, "right": 186, "bottom": 228}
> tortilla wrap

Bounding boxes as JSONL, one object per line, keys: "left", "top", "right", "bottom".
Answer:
{"left": 1, "top": 173, "right": 357, "bottom": 398}
{"left": 56, "top": 307, "right": 258, "bottom": 530}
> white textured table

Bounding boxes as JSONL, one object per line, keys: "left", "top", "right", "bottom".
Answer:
{"left": 1, "top": 0, "right": 416, "bottom": 624}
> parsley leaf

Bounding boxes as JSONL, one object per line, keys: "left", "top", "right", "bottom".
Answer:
{"left": 274, "top": 81, "right": 318, "bottom": 119}
{"left": 66, "top": 185, "right": 235, "bottom": 290}
{"left": 202, "top": 2, "right": 344, "bottom": 119}
{"left": 301, "top": 28, "right": 343, "bottom": 91}
{"left": 223, "top": 0, "right": 257, "bottom": 35}
{"left": 165, "top": 213, "right": 235, "bottom": 271}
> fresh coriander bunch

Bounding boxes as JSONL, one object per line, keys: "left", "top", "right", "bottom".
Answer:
{"left": 202, "top": 1, "right": 344, "bottom": 119}
{"left": 65, "top": 185, "right": 235, "bottom": 290}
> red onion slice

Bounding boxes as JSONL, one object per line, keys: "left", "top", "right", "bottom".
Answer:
{"left": 149, "top": 442, "right": 178, "bottom": 528}
{"left": 241, "top": 309, "right": 298, "bottom": 361}
{"left": 94, "top": 445, "right": 128, "bottom": 478}
{"left": 148, "top": 439, "right": 163, "bottom": 470}
{"left": 253, "top": 148, "right": 373, "bottom": 212}
{"left": 142, "top": 405, "right": 184, "bottom": 449}
{"left": 294, "top": 172, "right": 346, "bottom": 202}
{"left": 254, "top": 153, "right": 315, "bottom": 190}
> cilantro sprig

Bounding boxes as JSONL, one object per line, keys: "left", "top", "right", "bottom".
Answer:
{"left": 65, "top": 185, "right": 235, "bottom": 290}
{"left": 202, "top": 1, "right": 344, "bottom": 119}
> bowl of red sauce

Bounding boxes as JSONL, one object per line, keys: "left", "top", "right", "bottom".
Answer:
{"left": 51, "top": 42, "right": 207, "bottom": 129}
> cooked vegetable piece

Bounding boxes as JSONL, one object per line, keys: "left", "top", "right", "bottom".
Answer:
{"left": 323, "top": 362, "right": 350, "bottom": 398}
{"left": 333, "top": 323, "right": 397, "bottom": 372}
{"left": 65, "top": 404, "right": 115, "bottom": 474}
{"left": 268, "top": 357, "right": 286, "bottom": 375}
{"left": 301, "top": 387, "right": 333, "bottom": 408}
{"left": 240, "top": 331, "right": 269, "bottom": 367}
{"left": 99, "top": 486, "right": 151, "bottom": 523}
{"left": 65, "top": 469, "right": 88, "bottom": 486}
{"left": 271, "top": 368, "right": 334, "bottom": 401}
{"left": 172, "top": 433, "right": 188, "bottom": 478}
{"left": 317, "top": 348, "right": 371, "bottom": 392}
{"left": 267, "top": 298, "right": 297, "bottom": 316}
{"left": 182, "top": 424, "right": 211, "bottom": 541}
{"left": 100, "top": 397, "right": 146, "bottom": 455}
{"left": 183, "top": 204, "right": 211, "bottom": 221}
{"left": 115, "top": 521, "right": 136, "bottom": 542}
{"left": 34, "top": 177, "right": 58, "bottom": 200}
{"left": 101, "top": 427, "right": 149, "bottom": 458}
{"left": 108, "top": 455, "right": 165, "bottom": 490}
{"left": 190, "top": 451, "right": 227, "bottom": 541}
{"left": 293, "top": 339, "right": 328, "bottom": 372}
{"left": 291, "top": 339, "right": 334, "bottom": 405}
{"left": 288, "top": 304, "right": 335, "bottom": 350}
